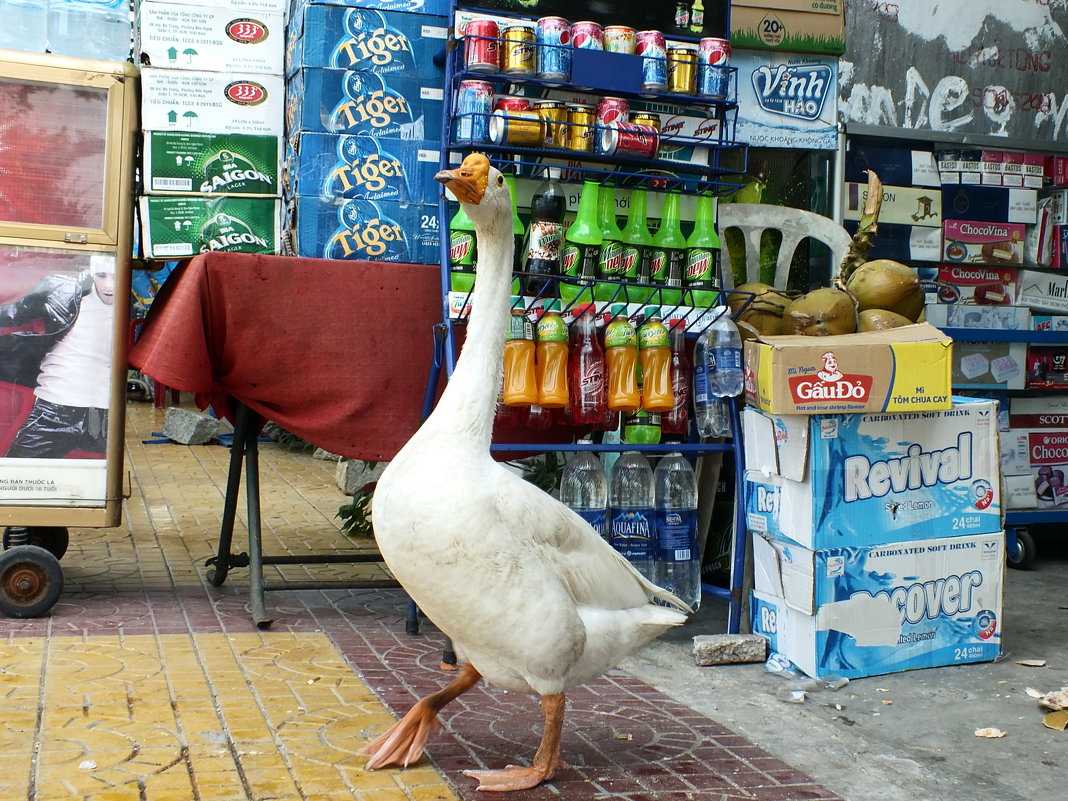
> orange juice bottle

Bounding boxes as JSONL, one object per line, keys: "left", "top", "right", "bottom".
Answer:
{"left": 503, "top": 299, "right": 537, "bottom": 406}
{"left": 535, "top": 300, "right": 569, "bottom": 408}
{"left": 604, "top": 303, "right": 640, "bottom": 412}
{"left": 638, "top": 306, "right": 674, "bottom": 412}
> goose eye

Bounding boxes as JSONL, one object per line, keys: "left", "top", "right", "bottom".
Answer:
{"left": 497, "top": 176, "right": 504, "bottom": 186}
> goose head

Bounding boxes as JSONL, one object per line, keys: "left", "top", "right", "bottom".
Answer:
{"left": 435, "top": 154, "right": 513, "bottom": 238}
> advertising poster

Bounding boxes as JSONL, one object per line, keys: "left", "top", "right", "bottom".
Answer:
{"left": 459, "top": 0, "right": 728, "bottom": 38}
{"left": 0, "top": 247, "right": 116, "bottom": 507}
{"left": 734, "top": 49, "right": 838, "bottom": 149}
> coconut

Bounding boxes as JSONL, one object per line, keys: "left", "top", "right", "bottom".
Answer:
{"left": 858, "top": 309, "right": 914, "bottom": 331}
{"left": 845, "top": 259, "right": 924, "bottom": 322}
{"left": 728, "top": 282, "right": 791, "bottom": 314}
{"left": 783, "top": 287, "right": 858, "bottom": 336}
{"left": 738, "top": 299, "right": 787, "bottom": 337}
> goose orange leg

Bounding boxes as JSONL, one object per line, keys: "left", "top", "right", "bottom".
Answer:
{"left": 362, "top": 663, "right": 481, "bottom": 769}
{"left": 463, "top": 693, "right": 565, "bottom": 792}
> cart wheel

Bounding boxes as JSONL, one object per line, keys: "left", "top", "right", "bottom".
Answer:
{"left": 3, "top": 526, "right": 69, "bottom": 560}
{"left": 205, "top": 565, "right": 228, "bottom": 587}
{"left": 0, "top": 545, "right": 64, "bottom": 618}
{"left": 1007, "top": 528, "right": 1037, "bottom": 570}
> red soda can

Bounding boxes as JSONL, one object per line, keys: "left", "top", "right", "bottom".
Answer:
{"left": 570, "top": 21, "right": 604, "bottom": 50}
{"left": 595, "top": 96, "right": 630, "bottom": 127}
{"left": 698, "top": 37, "right": 731, "bottom": 99}
{"left": 494, "top": 96, "right": 531, "bottom": 113}
{"left": 699, "top": 36, "right": 731, "bottom": 67}
{"left": 635, "top": 30, "right": 668, "bottom": 92}
{"left": 603, "top": 25, "right": 636, "bottom": 54}
{"left": 464, "top": 19, "right": 500, "bottom": 73}
{"left": 535, "top": 16, "right": 572, "bottom": 82}
{"left": 600, "top": 121, "right": 659, "bottom": 159}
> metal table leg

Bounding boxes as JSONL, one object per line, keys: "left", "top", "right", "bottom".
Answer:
{"left": 205, "top": 402, "right": 254, "bottom": 586}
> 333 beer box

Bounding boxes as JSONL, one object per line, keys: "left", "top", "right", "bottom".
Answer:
{"left": 731, "top": 0, "right": 845, "bottom": 56}
{"left": 136, "top": 3, "right": 284, "bottom": 75}
{"left": 141, "top": 68, "right": 284, "bottom": 136}
{"left": 136, "top": 0, "right": 285, "bottom": 10}
{"left": 286, "top": 4, "right": 447, "bottom": 77}
{"left": 284, "top": 133, "right": 440, "bottom": 203}
{"left": 750, "top": 531, "right": 1004, "bottom": 679}
{"left": 286, "top": 67, "right": 443, "bottom": 140}
{"left": 139, "top": 196, "right": 281, "bottom": 259}
{"left": 286, "top": 195, "right": 439, "bottom": 263}
{"left": 742, "top": 324, "right": 953, "bottom": 415}
{"left": 843, "top": 183, "right": 941, "bottom": 228}
{"left": 741, "top": 398, "right": 1001, "bottom": 549}
{"left": 144, "top": 131, "right": 281, "bottom": 196}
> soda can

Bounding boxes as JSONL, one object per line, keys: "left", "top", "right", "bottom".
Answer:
{"left": 603, "top": 25, "right": 636, "bottom": 55}
{"left": 600, "top": 121, "right": 659, "bottom": 159}
{"left": 699, "top": 37, "right": 731, "bottom": 67}
{"left": 464, "top": 19, "right": 500, "bottom": 73}
{"left": 535, "top": 16, "right": 572, "bottom": 82}
{"left": 501, "top": 24, "right": 536, "bottom": 76}
{"left": 635, "top": 30, "right": 667, "bottom": 93}
{"left": 533, "top": 100, "right": 567, "bottom": 148}
{"left": 698, "top": 37, "right": 731, "bottom": 99}
{"left": 571, "top": 21, "right": 604, "bottom": 50}
{"left": 455, "top": 79, "right": 493, "bottom": 144}
{"left": 595, "top": 96, "right": 630, "bottom": 127}
{"left": 490, "top": 109, "right": 546, "bottom": 147}
{"left": 668, "top": 46, "right": 698, "bottom": 95}
{"left": 565, "top": 103, "right": 596, "bottom": 151}
{"left": 494, "top": 95, "right": 531, "bottom": 113}
{"left": 629, "top": 112, "right": 661, "bottom": 131}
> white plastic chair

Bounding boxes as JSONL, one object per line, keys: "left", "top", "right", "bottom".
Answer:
{"left": 717, "top": 203, "right": 852, "bottom": 290}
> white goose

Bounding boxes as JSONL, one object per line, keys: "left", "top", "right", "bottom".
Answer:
{"left": 363, "top": 153, "right": 690, "bottom": 792}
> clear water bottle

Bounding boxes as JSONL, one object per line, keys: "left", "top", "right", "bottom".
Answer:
{"left": 559, "top": 441, "right": 607, "bottom": 538}
{"left": 705, "top": 307, "right": 743, "bottom": 398}
{"left": 653, "top": 451, "right": 700, "bottom": 610}
{"left": 0, "top": 0, "right": 49, "bottom": 54}
{"left": 49, "top": 0, "right": 131, "bottom": 62}
{"left": 608, "top": 450, "right": 656, "bottom": 582}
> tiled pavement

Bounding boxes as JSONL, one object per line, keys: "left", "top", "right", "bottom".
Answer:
{"left": 0, "top": 401, "right": 844, "bottom": 801}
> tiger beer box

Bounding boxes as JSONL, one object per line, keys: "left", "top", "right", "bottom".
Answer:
{"left": 742, "top": 324, "right": 953, "bottom": 415}
{"left": 284, "top": 133, "right": 440, "bottom": 203}
{"left": 287, "top": 0, "right": 451, "bottom": 17}
{"left": 750, "top": 531, "right": 1004, "bottom": 679}
{"left": 136, "top": 3, "right": 285, "bottom": 75}
{"left": 139, "top": 196, "right": 281, "bottom": 259}
{"left": 741, "top": 398, "right": 1001, "bottom": 549}
{"left": 286, "top": 4, "right": 448, "bottom": 78}
{"left": 286, "top": 195, "right": 439, "bottom": 263}
{"left": 731, "top": 0, "right": 845, "bottom": 55}
{"left": 286, "top": 67, "right": 444, "bottom": 140}
{"left": 144, "top": 131, "right": 281, "bottom": 196}
{"left": 141, "top": 69, "right": 284, "bottom": 137}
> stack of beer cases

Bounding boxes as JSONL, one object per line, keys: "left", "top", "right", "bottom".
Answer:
{"left": 282, "top": 0, "right": 449, "bottom": 263}
{"left": 134, "top": 0, "right": 287, "bottom": 259}
{"left": 740, "top": 330, "right": 1005, "bottom": 679}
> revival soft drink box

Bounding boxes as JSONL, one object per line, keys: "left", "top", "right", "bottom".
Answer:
{"left": 741, "top": 397, "right": 1001, "bottom": 550}
{"left": 139, "top": 196, "right": 281, "bottom": 259}
{"left": 750, "top": 530, "right": 1004, "bottom": 679}
{"left": 286, "top": 4, "right": 448, "bottom": 77}
{"left": 144, "top": 131, "right": 282, "bottom": 196}
{"left": 141, "top": 69, "right": 284, "bottom": 137}
{"left": 286, "top": 67, "right": 444, "bottom": 140}
{"left": 136, "top": 3, "right": 285, "bottom": 75}
{"left": 284, "top": 134, "right": 440, "bottom": 203}
{"left": 286, "top": 195, "right": 439, "bottom": 263}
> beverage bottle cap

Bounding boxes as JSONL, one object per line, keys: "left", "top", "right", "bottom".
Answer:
{"left": 610, "top": 303, "right": 629, "bottom": 317}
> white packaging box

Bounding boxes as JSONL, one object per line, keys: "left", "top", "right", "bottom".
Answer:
{"left": 1009, "top": 394, "right": 1068, "bottom": 427}
{"left": 137, "top": 3, "right": 285, "bottom": 75}
{"left": 951, "top": 341, "right": 1027, "bottom": 390}
{"left": 750, "top": 531, "right": 1004, "bottom": 679}
{"left": 742, "top": 398, "right": 1002, "bottom": 550}
{"left": 1000, "top": 429, "right": 1030, "bottom": 476}
{"left": 141, "top": 69, "right": 284, "bottom": 137}
{"left": 923, "top": 303, "right": 1030, "bottom": 331}
{"left": 1017, "top": 269, "right": 1068, "bottom": 313}
{"left": 1004, "top": 474, "right": 1038, "bottom": 509}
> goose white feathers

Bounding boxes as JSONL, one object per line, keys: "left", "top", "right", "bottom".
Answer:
{"left": 363, "top": 154, "right": 690, "bottom": 792}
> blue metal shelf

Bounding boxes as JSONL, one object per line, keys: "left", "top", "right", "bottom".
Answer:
{"left": 940, "top": 327, "right": 1068, "bottom": 344}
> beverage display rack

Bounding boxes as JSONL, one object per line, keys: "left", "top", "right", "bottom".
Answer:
{"left": 428, "top": 3, "right": 752, "bottom": 630}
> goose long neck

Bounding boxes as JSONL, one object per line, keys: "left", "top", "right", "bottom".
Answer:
{"left": 430, "top": 205, "right": 514, "bottom": 448}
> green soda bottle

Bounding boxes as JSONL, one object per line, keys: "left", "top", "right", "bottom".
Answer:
{"left": 560, "top": 181, "right": 602, "bottom": 306}
{"left": 648, "top": 192, "right": 686, "bottom": 307}
{"left": 685, "top": 192, "right": 721, "bottom": 308}
{"left": 619, "top": 189, "right": 654, "bottom": 305}
{"left": 448, "top": 202, "right": 476, "bottom": 293}
{"left": 595, "top": 184, "right": 625, "bottom": 302}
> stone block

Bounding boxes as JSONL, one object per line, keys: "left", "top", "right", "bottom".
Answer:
{"left": 335, "top": 459, "right": 387, "bottom": 496}
{"left": 163, "top": 407, "right": 220, "bottom": 445}
{"left": 693, "top": 634, "right": 768, "bottom": 666}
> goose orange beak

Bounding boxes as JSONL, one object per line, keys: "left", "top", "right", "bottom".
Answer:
{"left": 436, "top": 153, "right": 490, "bottom": 205}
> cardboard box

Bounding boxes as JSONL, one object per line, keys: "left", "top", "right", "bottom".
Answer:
{"left": 136, "top": 3, "right": 285, "bottom": 75}
{"left": 1031, "top": 314, "right": 1068, "bottom": 331}
{"left": 1025, "top": 345, "right": 1068, "bottom": 390}
{"left": 286, "top": 194, "right": 439, "bottom": 263}
{"left": 742, "top": 324, "right": 953, "bottom": 415}
{"left": 1049, "top": 155, "right": 1068, "bottom": 187}
{"left": 843, "top": 183, "right": 941, "bottom": 228}
{"left": 286, "top": 4, "right": 447, "bottom": 77}
{"left": 1000, "top": 429, "right": 1030, "bottom": 476}
{"left": 943, "top": 220, "right": 1026, "bottom": 266}
{"left": 730, "top": 0, "right": 845, "bottom": 55}
{"left": 286, "top": 66, "right": 444, "bottom": 139}
{"left": 844, "top": 142, "right": 940, "bottom": 187}
{"left": 920, "top": 264, "right": 1017, "bottom": 306}
{"left": 922, "top": 303, "right": 1029, "bottom": 330}
{"left": 1009, "top": 395, "right": 1068, "bottom": 428}
{"left": 144, "top": 131, "right": 281, "bottom": 196}
{"left": 951, "top": 340, "right": 1026, "bottom": 390}
{"left": 741, "top": 399, "right": 1001, "bottom": 549}
{"left": 980, "top": 150, "right": 1003, "bottom": 186}
{"left": 139, "top": 196, "right": 281, "bottom": 259}
{"left": 1004, "top": 474, "right": 1038, "bottom": 509}
{"left": 141, "top": 69, "right": 284, "bottom": 137}
{"left": 1024, "top": 153, "right": 1046, "bottom": 189}
{"left": 959, "top": 149, "right": 983, "bottom": 185}
{"left": 136, "top": 0, "right": 285, "bottom": 10}
{"left": 1044, "top": 188, "right": 1068, "bottom": 225}
{"left": 284, "top": 133, "right": 440, "bottom": 203}
{"left": 844, "top": 221, "right": 941, "bottom": 263}
{"left": 288, "top": 0, "right": 451, "bottom": 17}
{"left": 937, "top": 149, "right": 960, "bottom": 185}
{"left": 1017, "top": 269, "right": 1068, "bottom": 312}
{"left": 750, "top": 531, "right": 1004, "bottom": 679}
{"left": 942, "top": 186, "right": 1037, "bottom": 225}
{"left": 1020, "top": 429, "right": 1068, "bottom": 507}
{"left": 1053, "top": 226, "right": 1068, "bottom": 269}
{"left": 1001, "top": 151, "right": 1024, "bottom": 188}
